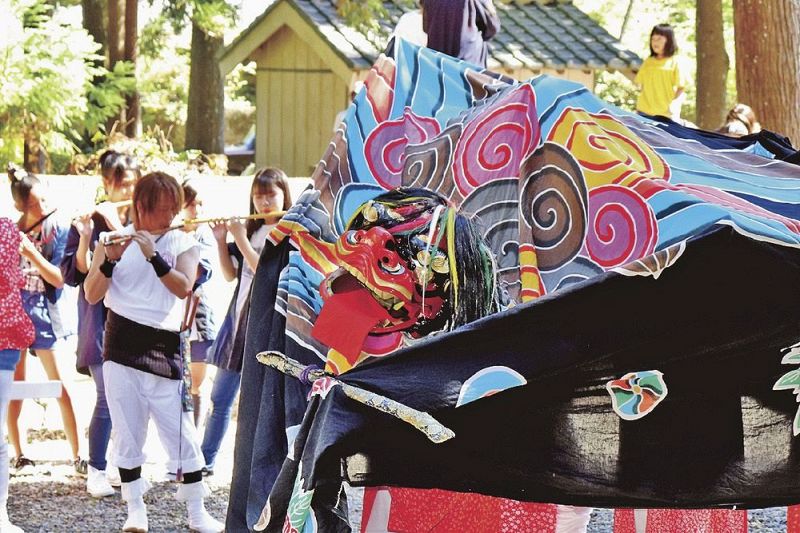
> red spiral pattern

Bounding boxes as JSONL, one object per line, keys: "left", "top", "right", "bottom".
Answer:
{"left": 365, "top": 109, "right": 441, "bottom": 189}
{"left": 453, "top": 84, "right": 540, "bottom": 196}
{"left": 587, "top": 185, "right": 658, "bottom": 268}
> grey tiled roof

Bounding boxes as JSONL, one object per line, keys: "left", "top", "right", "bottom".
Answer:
{"left": 224, "top": 0, "right": 641, "bottom": 72}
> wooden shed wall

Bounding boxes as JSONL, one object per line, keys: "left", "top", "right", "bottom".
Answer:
{"left": 254, "top": 25, "right": 349, "bottom": 177}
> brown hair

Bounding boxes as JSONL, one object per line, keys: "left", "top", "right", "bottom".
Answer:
{"left": 99, "top": 150, "right": 141, "bottom": 186}
{"left": 718, "top": 103, "right": 761, "bottom": 137}
{"left": 247, "top": 167, "right": 292, "bottom": 238}
{"left": 181, "top": 179, "right": 199, "bottom": 208}
{"left": 132, "top": 172, "right": 183, "bottom": 227}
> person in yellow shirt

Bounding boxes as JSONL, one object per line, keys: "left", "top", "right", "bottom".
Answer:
{"left": 635, "top": 24, "right": 688, "bottom": 121}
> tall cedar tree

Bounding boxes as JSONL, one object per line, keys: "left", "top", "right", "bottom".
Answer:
{"left": 696, "top": 0, "right": 728, "bottom": 130}
{"left": 733, "top": 0, "right": 800, "bottom": 143}
{"left": 124, "top": 0, "right": 139, "bottom": 136}
{"left": 184, "top": 23, "right": 225, "bottom": 153}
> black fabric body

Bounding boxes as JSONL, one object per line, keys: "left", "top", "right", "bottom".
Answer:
{"left": 335, "top": 227, "right": 800, "bottom": 509}
{"left": 103, "top": 310, "right": 181, "bottom": 380}
{"left": 229, "top": 226, "right": 800, "bottom": 533}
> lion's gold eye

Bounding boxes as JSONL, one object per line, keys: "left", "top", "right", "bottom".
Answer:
{"left": 416, "top": 268, "right": 432, "bottom": 285}
{"left": 431, "top": 254, "right": 449, "bottom": 274}
{"left": 416, "top": 250, "right": 431, "bottom": 266}
{"left": 363, "top": 203, "right": 378, "bottom": 222}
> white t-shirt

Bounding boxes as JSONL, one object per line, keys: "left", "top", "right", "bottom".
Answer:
{"left": 393, "top": 11, "right": 427, "bottom": 47}
{"left": 104, "top": 226, "right": 198, "bottom": 332}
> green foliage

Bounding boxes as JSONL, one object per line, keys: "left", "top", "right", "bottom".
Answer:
{"left": 158, "top": 0, "right": 237, "bottom": 36}
{"left": 574, "top": 0, "right": 738, "bottom": 125}
{"left": 139, "top": 35, "right": 191, "bottom": 150}
{"left": 337, "top": 0, "right": 388, "bottom": 32}
{"left": 593, "top": 71, "right": 638, "bottom": 112}
{"left": 139, "top": 15, "right": 171, "bottom": 59}
{"left": 0, "top": 0, "right": 132, "bottom": 170}
{"left": 337, "top": 0, "right": 415, "bottom": 32}
{"left": 73, "top": 126, "right": 228, "bottom": 176}
{"left": 225, "top": 62, "right": 256, "bottom": 107}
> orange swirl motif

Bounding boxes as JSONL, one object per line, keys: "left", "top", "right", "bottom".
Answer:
{"left": 548, "top": 108, "right": 670, "bottom": 189}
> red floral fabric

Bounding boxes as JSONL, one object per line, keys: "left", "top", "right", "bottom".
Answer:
{"left": 362, "top": 487, "right": 557, "bottom": 533}
{"left": 613, "top": 508, "right": 747, "bottom": 533}
{"left": 0, "top": 218, "right": 35, "bottom": 350}
{"left": 788, "top": 505, "right": 800, "bottom": 533}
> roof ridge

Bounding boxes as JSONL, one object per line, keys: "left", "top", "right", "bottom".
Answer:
{"left": 222, "top": 0, "right": 640, "bottom": 74}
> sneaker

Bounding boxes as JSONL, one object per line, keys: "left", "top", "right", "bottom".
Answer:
{"left": 74, "top": 458, "right": 88, "bottom": 476}
{"left": 13, "top": 456, "right": 35, "bottom": 476}
{"left": 86, "top": 465, "right": 115, "bottom": 498}
{"left": 106, "top": 465, "right": 122, "bottom": 487}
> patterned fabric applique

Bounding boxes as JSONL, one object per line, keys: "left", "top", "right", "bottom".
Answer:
{"left": 773, "top": 341, "right": 800, "bottom": 435}
{"left": 607, "top": 370, "right": 668, "bottom": 420}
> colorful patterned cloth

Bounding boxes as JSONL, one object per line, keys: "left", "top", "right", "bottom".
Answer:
{"left": 227, "top": 39, "right": 800, "bottom": 532}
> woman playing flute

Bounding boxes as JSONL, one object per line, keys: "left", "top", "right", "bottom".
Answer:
{"left": 60, "top": 149, "right": 140, "bottom": 495}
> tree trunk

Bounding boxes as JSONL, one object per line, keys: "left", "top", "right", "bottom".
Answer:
{"left": 123, "top": 0, "right": 139, "bottom": 137}
{"left": 23, "top": 132, "right": 46, "bottom": 174}
{"left": 733, "top": 0, "right": 800, "bottom": 144}
{"left": 619, "top": 0, "right": 635, "bottom": 40}
{"left": 107, "top": 0, "right": 124, "bottom": 133}
{"left": 82, "top": 0, "right": 106, "bottom": 60}
{"left": 184, "top": 23, "right": 225, "bottom": 154}
{"left": 695, "top": 0, "right": 728, "bottom": 130}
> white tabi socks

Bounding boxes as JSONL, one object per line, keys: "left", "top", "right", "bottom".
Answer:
{"left": 175, "top": 481, "right": 224, "bottom": 533}
{"left": 120, "top": 477, "right": 151, "bottom": 533}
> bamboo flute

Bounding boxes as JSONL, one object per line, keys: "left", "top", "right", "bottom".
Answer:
{"left": 102, "top": 211, "right": 286, "bottom": 246}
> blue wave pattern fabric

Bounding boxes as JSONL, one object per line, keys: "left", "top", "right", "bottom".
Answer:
{"left": 227, "top": 39, "right": 800, "bottom": 532}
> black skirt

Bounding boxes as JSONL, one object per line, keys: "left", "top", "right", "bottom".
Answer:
{"left": 103, "top": 310, "right": 181, "bottom": 380}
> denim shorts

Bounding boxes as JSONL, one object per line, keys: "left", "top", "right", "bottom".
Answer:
{"left": 190, "top": 339, "right": 214, "bottom": 363}
{"left": 20, "top": 290, "right": 57, "bottom": 351}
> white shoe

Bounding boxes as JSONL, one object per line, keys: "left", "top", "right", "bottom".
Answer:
{"left": 87, "top": 465, "right": 115, "bottom": 498}
{"left": 187, "top": 509, "right": 223, "bottom": 533}
{"left": 121, "top": 478, "right": 151, "bottom": 533}
{"left": 106, "top": 465, "right": 121, "bottom": 487}
{"left": 121, "top": 505, "right": 148, "bottom": 533}
{"left": 176, "top": 482, "right": 224, "bottom": 533}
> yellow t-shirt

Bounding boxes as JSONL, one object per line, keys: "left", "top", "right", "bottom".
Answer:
{"left": 634, "top": 56, "right": 687, "bottom": 117}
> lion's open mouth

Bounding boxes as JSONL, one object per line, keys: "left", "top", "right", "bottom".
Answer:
{"left": 312, "top": 267, "right": 419, "bottom": 362}
{"left": 325, "top": 266, "right": 413, "bottom": 326}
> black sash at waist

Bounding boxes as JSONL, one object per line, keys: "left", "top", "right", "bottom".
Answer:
{"left": 103, "top": 310, "right": 181, "bottom": 380}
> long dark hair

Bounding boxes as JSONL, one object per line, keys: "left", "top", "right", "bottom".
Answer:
{"left": 99, "top": 150, "right": 141, "bottom": 186}
{"left": 181, "top": 179, "right": 199, "bottom": 208}
{"left": 650, "top": 23, "right": 677, "bottom": 57}
{"left": 246, "top": 167, "right": 293, "bottom": 238}
{"left": 7, "top": 164, "right": 40, "bottom": 207}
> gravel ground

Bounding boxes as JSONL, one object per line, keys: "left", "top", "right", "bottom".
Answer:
{"left": 7, "top": 458, "right": 231, "bottom": 532}
{"left": 6, "top": 473, "right": 791, "bottom": 533}
{"left": 8, "top": 466, "right": 229, "bottom": 532}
